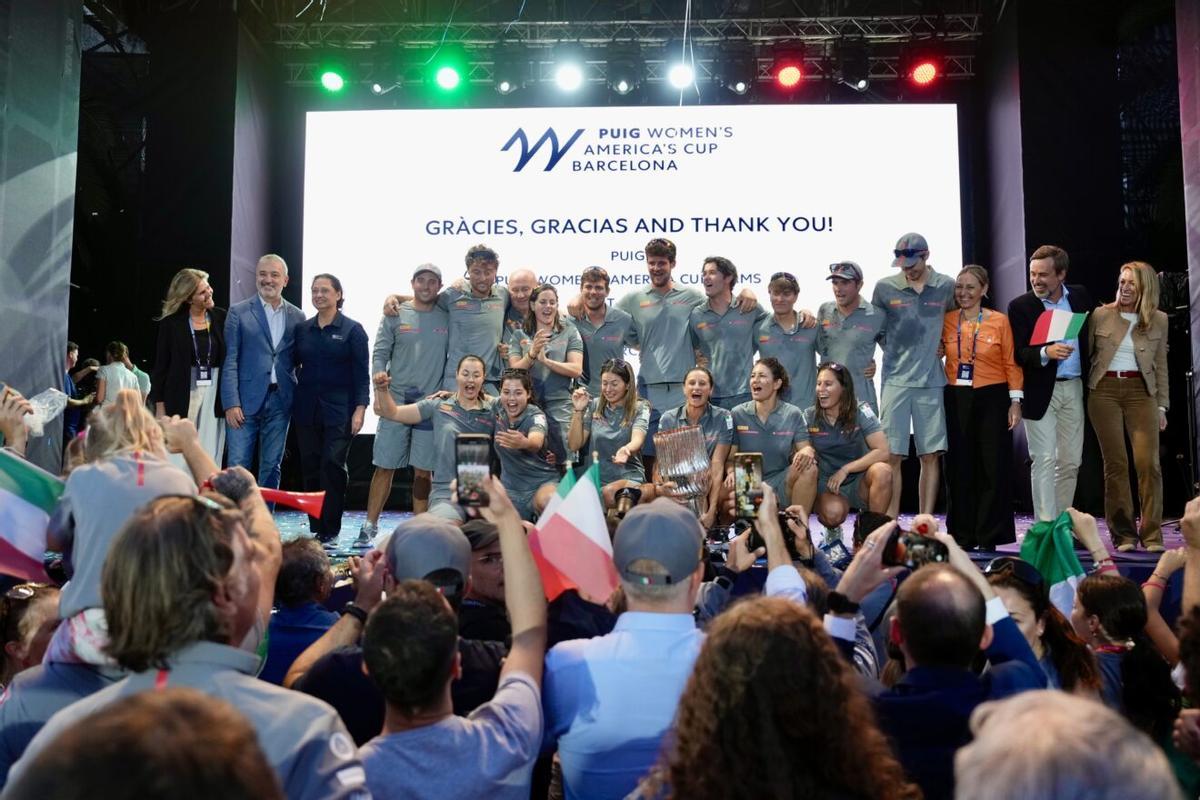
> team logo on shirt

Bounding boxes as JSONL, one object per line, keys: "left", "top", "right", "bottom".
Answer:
{"left": 736, "top": 425, "right": 751, "bottom": 432}
{"left": 329, "top": 732, "right": 355, "bottom": 761}
{"left": 888, "top": 299, "right": 909, "bottom": 307}
{"left": 772, "top": 430, "right": 795, "bottom": 437}
{"left": 454, "top": 300, "right": 473, "bottom": 309}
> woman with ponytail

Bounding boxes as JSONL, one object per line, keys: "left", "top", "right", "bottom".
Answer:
{"left": 1072, "top": 573, "right": 1181, "bottom": 741}
{"left": 985, "top": 556, "right": 1101, "bottom": 694}
{"left": 45, "top": 389, "right": 218, "bottom": 661}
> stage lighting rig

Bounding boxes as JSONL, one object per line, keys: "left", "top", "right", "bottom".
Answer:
{"left": 903, "top": 41, "right": 944, "bottom": 88}
{"left": 770, "top": 42, "right": 805, "bottom": 90}
{"left": 317, "top": 55, "right": 351, "bottom": 93}
{"left": 835, "top": 37, "right": 870, "bottom": 92}
{"left": 713, "top": 41, "right": 755, "bottom": 95}
{"left": 554, "top": 42, "right": 586, "bottom": 92}
{"left": 607, "top": 41, "right": 644, "bottom": 96}
{"left": 493, "top": 41, "right": 531, "bottom": 95}
{"left": 664, "top": 40, "right": 696, "bottom": 90}
{"left": 427, "top": 45, "right": 468, "bottom": 93}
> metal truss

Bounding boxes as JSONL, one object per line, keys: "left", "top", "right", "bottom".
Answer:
{"left": 273, "top": 15, "right": 984, "bottom": 50}
{"left": 284, "top": 52, "right": 975, "bottom": 86}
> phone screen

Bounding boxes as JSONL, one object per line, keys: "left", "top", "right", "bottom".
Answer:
{"left": 733, "top": 453, "right": 764, "bottom": 519}
{"left": 455, "top": 434, "right": 492, "bottom": 507}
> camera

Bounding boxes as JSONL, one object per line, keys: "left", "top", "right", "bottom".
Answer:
{"left": 881, "top": 528, "right": 949, "bottom": 570}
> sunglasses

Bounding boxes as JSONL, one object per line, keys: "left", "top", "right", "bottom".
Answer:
{"left": 983, "top": 556, "right": 1045, "bottom": 589}
{"left": 501, "top": 368, "right": 529, "bottom": 380}
{"left": 817, "top": 361, "right": 846, "bottom": 373}
{"left": 4, "top": 583, "right": 48, "bottom": 602}
{"left": 602, "top": 358, "right": 630, "bottom": 371}
{"left": 770, "top": 271, "right": 797, "bottom": 284}
{"left": 894, "top": 248, "right": 927, "bottom": 259}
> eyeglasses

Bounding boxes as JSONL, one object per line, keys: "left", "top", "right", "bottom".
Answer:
{"left": 894, "top": 248, "right": 926, "bottom": 259}
{"left": 983, "top": 556, "right": 1045, "bottom": 588}
{"left": 770, "top": 271, "right": 797, "bottom": 284}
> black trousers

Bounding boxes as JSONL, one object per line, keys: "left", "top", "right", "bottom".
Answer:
{"left": 944, "top": 383, "right": 1016, "bottom": 548}
{"left": 294, "top": 418, "right": 353, "bottom": 539}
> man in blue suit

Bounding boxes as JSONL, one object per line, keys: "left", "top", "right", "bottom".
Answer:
{"left": 222, "top": 254, "right": 306, "bottom": 489}
{"left": 822, "top": 520, "right": 1045, "bottom": 800}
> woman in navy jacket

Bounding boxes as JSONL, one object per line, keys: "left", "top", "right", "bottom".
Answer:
{"left": 292, "top": 273, "right": 369, "bottom": 541}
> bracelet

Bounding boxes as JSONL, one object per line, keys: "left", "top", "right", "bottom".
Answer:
{"left": 1094, "top": 562, "right": 1119, "bottom": 575}
{"left": 1151, "top": 572, "right": 1169, "bottom": 582}
{"left": 1142, "top": 579, "right": 1167, "bottom": 592}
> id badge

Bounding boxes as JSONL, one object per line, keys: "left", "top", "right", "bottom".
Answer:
{"left": 955, "top": 362, "right": 974, "bottom": 387}
{"left": 194, "top": 365, "right": 213, "bottom": 387}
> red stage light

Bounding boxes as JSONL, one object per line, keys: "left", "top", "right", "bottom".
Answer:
{"left": 776, "top": 64, "right": 803, "bottom": 88}
{"left": 911, "top": 60, "right": 939, "bottom": 86}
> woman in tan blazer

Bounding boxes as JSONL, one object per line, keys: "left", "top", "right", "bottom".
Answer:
{"left": 1086, "top": 261, "right": 1169, "bottom": 551}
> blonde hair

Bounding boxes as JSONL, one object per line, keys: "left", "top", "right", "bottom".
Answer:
{"left": 1119, "top": 261, "right": 1159, "bottom": 332}
{"left": 85, "top": 389, "right": 165, "bottom": 460}
{"left": 157, "top": 268, "right": 210, "bottom": 320}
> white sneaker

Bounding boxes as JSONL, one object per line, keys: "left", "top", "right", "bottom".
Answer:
{"left": 357, "top": 522, "right": 378, "bottom": 546}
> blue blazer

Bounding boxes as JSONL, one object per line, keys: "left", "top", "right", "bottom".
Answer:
{"left": 873, "top": 616, "right": 1046, "bottom": 800}
{"left": 221, "top": 296, "right": 306, "bottom": 416}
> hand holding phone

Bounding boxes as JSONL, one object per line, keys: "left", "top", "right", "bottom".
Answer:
{"left": 732, "top": 453, "right": 764, "bottom": 520}
{"left": 455, "top": 433, "right": 492, "bottom": 507}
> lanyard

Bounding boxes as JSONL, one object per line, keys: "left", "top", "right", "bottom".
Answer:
{"left": 188, "top": 314, "right": 213, "bottom": 367}
{"left": 956, "top": 309, "right": 984, "bottom": 364}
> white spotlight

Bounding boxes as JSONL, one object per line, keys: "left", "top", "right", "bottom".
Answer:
{"left": 555, "top": 63, "right": 584, "bottom": 91}
{"left": 668, "top": 62, "right": 695, "bottom": 90}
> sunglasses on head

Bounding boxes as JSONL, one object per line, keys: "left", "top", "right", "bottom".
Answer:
{"left": 501, "top": 368, "right": 529, "bottom": 380}
{"left": 894, "top": 248, "right": 926, "bottom": 259}
{"left": 602, "top": 358, "right": 629, "bottom": 371}
{"left": 770, "top": 271, "right": 797, "bottom": 284}
{"left": 983, "top": 556, "right": 1045, "bottom": 589}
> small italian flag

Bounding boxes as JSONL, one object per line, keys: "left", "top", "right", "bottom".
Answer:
{"left": 0, "top": 449, "right": 59, "bottom": 582}
{"left": 528, "top": 462, "right": 618, "bottom": 603}
{"left": 1019, "top": 511, "right": 1086, "bottom": 618}
{"left": 1030, "top": 309, "right": 1088, "bottom": 346}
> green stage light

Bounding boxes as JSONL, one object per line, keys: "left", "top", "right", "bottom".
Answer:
{"left": 435, "top": 65, "right": 462, "bottom": 90}
{"left": 320, "top": 70, "right": 346, "bottom": 92}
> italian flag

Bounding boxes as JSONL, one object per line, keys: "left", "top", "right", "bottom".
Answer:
{"left": 0, "top": 449, "right": 59, "bottom": 582}
{"left": 1019, "top": 511, "right": 1086, "bottom": 617}
{"left": 529, "top": 462, "right": 618, "bottom": 603}
{"left": 1030, "top": 309, "right": 1088, "bottom": 346}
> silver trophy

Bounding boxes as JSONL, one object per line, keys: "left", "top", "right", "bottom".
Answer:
{"left": 652, "top": 425, "right": 710, "bottom": 515}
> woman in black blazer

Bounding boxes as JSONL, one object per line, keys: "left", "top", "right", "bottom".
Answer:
{"left": 149, "top": 268, "right": 227, "bottom": 463}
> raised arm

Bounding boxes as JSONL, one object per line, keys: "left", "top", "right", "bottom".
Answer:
{"left": 567, "top": 388, "right": 590, "bottom": 452}
{"left": 472, "top": 476, "right": 546, "bottom": 681}
{"left": 373, "top": 373, "right": 423, "bottom": 425}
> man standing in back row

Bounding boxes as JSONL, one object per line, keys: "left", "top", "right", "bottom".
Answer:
{"left": 1007, "top": 245, "right": 1092, "bottom": 522}
{"left": 361, "top": 263, "right": 449, "bottom": 542}
{"left": 223, "top": 254, "right": 307, "bottom": 490}
{"left": 871, "top": 233, "right": 957, "bottom": 518}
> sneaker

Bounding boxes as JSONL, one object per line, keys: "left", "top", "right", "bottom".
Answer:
{"left": 1115, "top": 543, "right": 1136, "bottom": 553}
{"left": 357, "top": 522, "right": 378, "bottom": 546}
{"left": 1145, "top": 543, "right": 1165, "bottom": 553}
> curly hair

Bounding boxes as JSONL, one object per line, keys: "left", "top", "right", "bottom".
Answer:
{"left": 642, "top": 597, "right": 919, "bottom": 800}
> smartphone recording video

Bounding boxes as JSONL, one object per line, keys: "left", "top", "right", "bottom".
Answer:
{"left": 455, "top": 433, "right": 492, "bottom": 507}
{"left": 733, "top": 453, "right": 764, "bottom": 520}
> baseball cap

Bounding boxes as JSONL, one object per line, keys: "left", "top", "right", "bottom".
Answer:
{"left": 827, "top": 261, "right": 864, "bottom": 282}
{"left": 386, "top": 514, "right": 470, "bottom": 587}
{"left": 413, "top": 263, "right": 442, "bottom": 281}
{"left": 613, "top": 499, "right": 703, "bottom": 585}
{"left": 891, "top": 233, "right": 930, "bottom": 269}
{"left": 461, "top": 519, "right": 500, "bottom": 551}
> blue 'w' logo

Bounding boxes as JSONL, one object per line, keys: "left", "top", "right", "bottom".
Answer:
{"left": 501, "top": 127, "right": 585, "bottom": 172}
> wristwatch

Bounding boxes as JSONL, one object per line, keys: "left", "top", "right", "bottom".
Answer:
{"left": 340, "top": 602, "right": 369, "bottom": 624}
{"left": 826, "top": 591, "right": 860, "bottom": 616}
